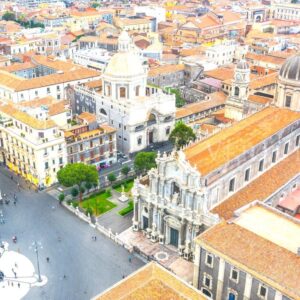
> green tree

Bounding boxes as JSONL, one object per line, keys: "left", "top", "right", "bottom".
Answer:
{"left": 165, "top": 87, "right": 185, "bottom": 107}
{"left": 121, "top": 165, "right": 130, "bottom": 177}
{"left": 71, "top": 187, "right": 79, "bottom": 198}
{"left": 107, "top": 173, "right": 117, "bottom": 184}
{"left": 2, "top": 11, "right": 16, "bottom": 21}
{"left": 80, "top": 186, "right": 85, "bottom": 194}
{"left": 85, "top": 181, "right": 92, "bottom": 192}
{"left": 91, "top": 2, "right": 100, "bottom": 8}
{"left": 169, "top": 122, "right": 196, "bottom": 150}
{"left": 134, "top": 152, "right": 157, "bottom": 174}
{"left": 58, "top": 193, "right": 65, "bottom": 203}
{"left": 57, "top": 163, "right": 98, "bottom": 201}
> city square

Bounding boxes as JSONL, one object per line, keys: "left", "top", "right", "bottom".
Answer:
{"left": 0, "top": 169, "right": 144, "bottom": 300}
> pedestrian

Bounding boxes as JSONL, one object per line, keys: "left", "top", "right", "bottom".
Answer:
{"left": 11, "top": 282, "right": 13, "bottom": 287}
{"left": 17, "top": 183, "right": 20, "bottom": 191}
{"left": 46, "top": 257, "right": 49, "bottom": 263}
{"left": 15, "top": 263, "right": 18, "bottom": 268}
{"left": 13, "top": 201, "right": 16, "bottom": 206}
{"left": 122, "top": 274, "right": 125, "bottom": 279}
{"left": 18, "top": 283, "right": 20, "bottom": 288}
{"left": 10, "top": 175, "right": 13, "bottom": 180}
{"left": 128, "top": 256, "right": 132, "bottom": 263}
{"left": 63, "top": 275, "right": 66, "bottom": 279}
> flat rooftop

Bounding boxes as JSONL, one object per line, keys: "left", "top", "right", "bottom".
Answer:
{"left": 234, "top": 205, "right": 300, "bottom": 254}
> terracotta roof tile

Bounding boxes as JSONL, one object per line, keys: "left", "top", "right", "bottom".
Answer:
{"left": 211, "top": 149, "right": 300, "bottom": 220}
{"left": 176, "top": 91, "right": 226, "bottom": 119}
{"left": 93, "top": 262, "right": 206, "bottom": 300}
{"left": 196, "top": 213, "right": 300, "bottom": 299}
{"left": 184, "top": 107, "right": 300, "bottom": 176}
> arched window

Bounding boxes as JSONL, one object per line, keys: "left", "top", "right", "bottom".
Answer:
{"left": 120, "top": 87, "right": 126, "bottom": 98}
{"left": 234, "top": 86, "right": 239, "bottom": 96}
{"left": 135, "top": 85, "right": 140, "bottom": 96}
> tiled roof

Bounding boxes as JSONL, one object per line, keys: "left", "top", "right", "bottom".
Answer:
{"left": 211, "top": 149, "right": 300, "bottom": 219}
{"left": 93, "top": 262, "right": 206, "bottom": 300}
{"left": 248, "top": 94, "right": 271, "bottom": 105}
{"left": 277, "top": 188, "right": 300, "bottom": 211}
{"left": 196, "top": 211, "right": 300, "bottom": 299}
{"left": 204, "top": 67, "right": 234, "bottom": 81}
{"left": 148, "top": 64, "right": 185, "bottom": 77}
{"left": 176, "top": 91, "right": 226, "bottom": 119}
{"left": 0, "top": 68, "right": 100, "bottom": 92}
{"left": 78, "top": 112, "right": 96, "bottom": 124}
{"left": 1, "top": 62, "right": 35, "bottom": 73}
{"left": 246, "top": 52, "right": 286, "bottom": 66}
{"left": 0, "top": 104, "right": 56, "bottom": 130}
{"left": 184, "top": 107, "right": 300, "bottom": 176}
{"left": 249, "top": 72, "right": 277, "bottom": 90}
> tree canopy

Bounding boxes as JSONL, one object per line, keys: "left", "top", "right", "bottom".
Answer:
{"left": 57, "top": 163, "right": 98, "bottom": 188}
{"left": 169, "top": 122, "right": 196, "bottom": 149}
{"left": 134, "top": 152, "right": 157, "bottom": 174}
{"left": 121, "top": 165, "right": 130, "bottom": 177}
{"left": 2, "top": 12, "right": 16, "bottom": 21}
{"left": 107, "top": 173, "right": 117, "bottom": 183}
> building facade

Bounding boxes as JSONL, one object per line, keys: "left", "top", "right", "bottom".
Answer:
{"left": 132, "top": 54, "right": 300, "bottom": 258}
{"left": 193, "top": 202, "right": 300, "bottom": 300}
{"left": 76, "top": 31, "right": 176, "bottom": 154}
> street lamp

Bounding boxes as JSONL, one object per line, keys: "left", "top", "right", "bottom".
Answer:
{"left": 31, "top": 241, "right": 42, "bottom": 283}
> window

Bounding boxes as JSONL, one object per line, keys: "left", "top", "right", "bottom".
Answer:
{"left": 205, "top": 253, "right": 213, "bottom": 267}
{"left": 230, "top": 268, "right": 239, "bottom": 282}
{"left": 203, "top": 274, "right": 212, "bottom": 289}
{"left": 296, "top": 135, "right": 300, "bottom": 147}
{"left": 284, "top": 142, "right": 289, "bottom": 155}
{"left": 90, "top": 141, "right": 93, "bottom": 148}
{"left": 137, "top": 137, "right": 142, "bottom": 145}
{"left": 201, "top": 288, "right": 212, "bottom": 298}
{"left": 47, "top": 87, "right": 50, "bottom": 94}
{"left": 45, "top": 162, "right": 49, "bottom": 170}
{"left": 272, "top": 150, "right": 277, "bottom": 163}
{"left": 259, "top": 159, "right": 264, "bottom": 172}
{"left": 258, "top": 285, "right": 268, "bottom": 299}
{"left": 285, "top": 95, "right": 291, "bottom": 108}
{"left": 229, "top": 178, "right": 235, "bottom": 192}
{"left": 119, "top": 87, "right": 126, "bottom": 98}
{"left": 135, "top": 85, "right": 140, "bottom": 96}
{"left": 244, "top": 168, "right": 250, "bottom": 182}
{"left": 35, "top": 90, "right": 38, "bottom": 96}
{"left": 80, "top": 144, "right": 83, "bottom": 151}
{"left": 166, "top": 127, "right": 170, "bottom": 135}
{"left": 234, "top": 86, "right": 239, "bottom": 96}
{"left": 59, "top": 157, "right": 63, "bottom": 165}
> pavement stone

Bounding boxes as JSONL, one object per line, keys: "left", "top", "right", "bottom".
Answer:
{"left": 0, "top": 167, "right": 144, "bottom": 300}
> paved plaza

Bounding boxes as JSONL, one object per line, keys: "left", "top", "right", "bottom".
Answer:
{"left": 118, "top": 228, "right": 194, "bottom": 283}
{"left": 0, "top": 168, "right": 144, "bottom": 300}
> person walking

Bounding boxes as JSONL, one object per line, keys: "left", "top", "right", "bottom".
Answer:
{"left": 46, "top": 257, "right": 50, "bottom": 263}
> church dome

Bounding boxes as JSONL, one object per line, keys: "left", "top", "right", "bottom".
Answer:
{"left": 104, "top": 52, "right": 145, "bottom": 77}
{"left": 236, "top": 60, "right": 249, "bottom": 70}
{"left": 104, "top": 30, "right": 145, "bottom": 78}
{"left": 279, "top": 54, "right": 300, "bottom": 82}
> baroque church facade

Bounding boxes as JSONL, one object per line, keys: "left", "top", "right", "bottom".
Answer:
{"left": 95, "top": 31, "right": 176, "bottom": 154}
{"left": 132, "top": 54, "right": 300, "bottom": 260}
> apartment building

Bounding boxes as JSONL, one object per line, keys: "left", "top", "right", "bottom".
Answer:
{"left": 194, "top": 202, "right": 300, "bottom": 300}
{"left": 63, "top": 112, "right": 117, "bottom": 168}
{"left": 0, "top": 99, "right": 69, "bottom": 188}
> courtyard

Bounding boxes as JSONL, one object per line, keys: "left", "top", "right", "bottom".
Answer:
{"left": 0, "top": 168, "right": 144, "bottom": 300}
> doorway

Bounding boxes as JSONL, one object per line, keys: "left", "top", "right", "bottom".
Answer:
{"left": 170, "top": 227, "right": 179, "bottom": 247}
{"left": 143, "top": 216, "right": 148, "bottom": 230}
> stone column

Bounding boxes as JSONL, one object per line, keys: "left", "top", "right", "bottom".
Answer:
{"left": 132, "top": 196, "right": 139, "bottom": 231}
{"left": 146, "top": 203, "right": 153, "bottom": 238}
{"left": 216, "top": 257, "right": 225, "bottom": 300}
{"left": 243, "top": 273, "right": 253, "bottom": 300}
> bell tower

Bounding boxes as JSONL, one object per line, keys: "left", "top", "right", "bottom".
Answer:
{"left": 225, "top": 60, "right": 250, "bottom": 121}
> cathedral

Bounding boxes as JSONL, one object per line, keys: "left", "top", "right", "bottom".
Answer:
{"left": 132, "top": 54, "right": 300, "bottom": 260}
{"left": 96, "top": 31, "right": 176, "bottom": 154}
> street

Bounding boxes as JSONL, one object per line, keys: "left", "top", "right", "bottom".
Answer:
{"left": 98, "top": 141, "right": 174, "bottom": 186}
{"left": 0, "top": 169, "right": 144, "bottom": 300}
